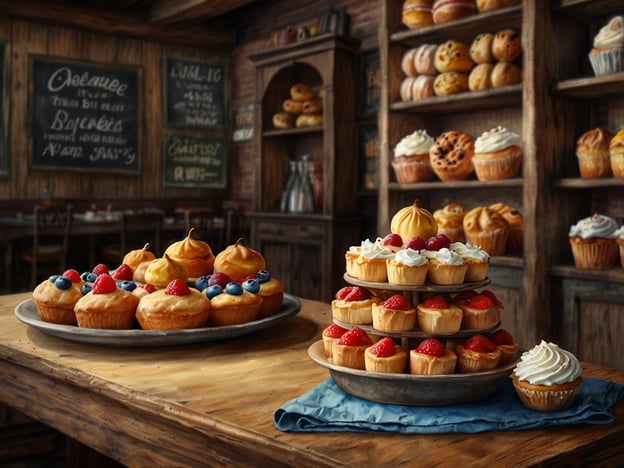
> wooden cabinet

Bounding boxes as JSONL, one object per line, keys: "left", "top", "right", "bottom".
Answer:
{"left": 248, "top": 35, "right": 361, "bottom": 302}
{"left": 377, "top": 0, "right": 624, "bottom": 366}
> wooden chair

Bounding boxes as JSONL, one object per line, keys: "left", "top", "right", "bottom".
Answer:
{"left": 100, "top": 211, "right": 164, "bottom": 266}
{"left": 17, "top": 203, "right": 73, "bottom": 290}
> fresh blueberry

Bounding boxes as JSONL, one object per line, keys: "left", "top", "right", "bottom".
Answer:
{"left": 80, "top": 271, "right": 91, "bottom": 281}
{"left": 195, "top": 275, "right": 211, "bottom": 291}
{"left": 54, "top": 276, "right": 72, "bottom": 290}
{"left": 256, "top": 269, "right": 270, "bottom": 284}
{"left": 81, "top": 272, "right": 97, "bottom": 283}
{"left": 242, "top": 278, "right": 260, "bottom": 294}
{"left": 204, "top": 284, "right": 222, "bottom": 299}
{"left": 119, "top": 280, "right": 137, "bottom": 292}
{"left": 225, "top": 282, "right": 243, "bottom": 296}
{"left": 81, "top": 284, "right": 93, "bottom": 295}
{"left": 48, "top": 274, "right": 60, "bottom": 283}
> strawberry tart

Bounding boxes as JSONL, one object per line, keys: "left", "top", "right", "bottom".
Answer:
{"left": 364, "top": 337, "right": 408, "bottom": 373}
{"left": 371, "top": 294, "right": 417, "bottom": 332}
{"left": 409, "top": 337, "right": 457, "bottom": 375}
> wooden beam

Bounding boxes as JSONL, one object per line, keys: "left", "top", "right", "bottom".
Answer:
{"left": 148, "top": 0, "right": 256, "bottom": 25}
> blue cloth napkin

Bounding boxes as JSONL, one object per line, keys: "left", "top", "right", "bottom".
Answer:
{"left": 274, "top": 377, "right": 624, "bottom": 434}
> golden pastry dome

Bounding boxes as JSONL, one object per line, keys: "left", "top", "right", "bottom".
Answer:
{"left": 122, "top": 243, "right": 156, "bottom": 272}
{"left": 164, "top": 228, "right": 215, "bottom": 278}
{"left": 390, "top": 200, "right": 438, "bottom": 243}
{"left": 213, "top": 238, "right": 266, "bottom": 281}
{"left": 144, "top": 254, "right": 189, "bottom": 289}
{"left": 463, "top": 206, "right": 509, "bottom": 233}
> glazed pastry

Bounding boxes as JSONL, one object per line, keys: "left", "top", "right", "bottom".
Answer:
{"left": 421, "top": 247, "right": 468, "bottom": 284}
{"left": 392, "top": 129, "right": 436, "bottom": 183}
{"left": 390, "top": 201, "right": 438, "bottom": 246}
{"left": 568, "top": 213, "right": 619, "bottom": 269}
{"left": 290, "top": 83, "right": 314, "bottom": 101}
{"left": 610, "top": 129, "right": 624, "bottom": 177}
{"left": 429, "top": 130, "right": 475, "bottom": 181}
{"left": 468, "top": 63, "right": 494, "bottom": 91}
{"left": 463, "top": 206, "right": 510, "bottom": 256}
{"left": 322, "top": 323, "right": 349, "bottom": 358}
{"left": 512, "top": 340, "right": 583, "bottom": 411}
{"left": 32, "top": 270, "right": 83, "bottom": 325}
{"left": 207, "top": 282, "right": 263, "bottom": 326}
{"left": 409, "top": 337, "right": 457, "bottom": 375}
{"left": 283, "top": 99, "right": 303, "bottom": 114}
{"left": 386, "top": 248, "right": 428, "bottom": 285}
{"left": 490, "top": 61, "right": 522, "bottom": 87}
{"left": 434, "top": 71, "right": 469, "bottom": 96}
{"left": 254, "top": 269, "right": 284, "bottom": 318}
{"left": 371, "top": 293, "right": 417, "bottom": 332}
{"left": 272, "top": 112, "right": 295, "bottom": 129}
{"left": 449, "top": 241, "right": 490, "bottom": 281}
{"left": 469, "top": 33, "right": 494, "bottom": 64}
{"left": 576, "top": 127, "right": 614, "bottom": 178}
{"left": 455, "top": 334, "right": 502, "bottom": 373}
{"left": 213, "top": 239, "right": 266, "bottom": 282}
{"left": 402, "top": 0, "right": 434, "bottom": 29}
{"left": 588, "top": 16, "right": 624, "bottom": 77}
{"left": 136, "top": 279, "right": 210, "bottom": 330}
{"left": 414, "top": 43, "right": 438, "bottom": 75}
{"left": 473, "top": 126, "right": 523, "bottom": 181}
{"left": 164, "top": 228, "right": 215, "bottom": 279}
{"left": 416, "top": 294, "right": 463, "bottom": 334}
{"left": 332, "top": 326, "right": 374, "bottom": 370}
{"left": 122, "top": 243, "right": 156, "bottom": 272}
{"left": 296, "top": 113, "right": 323, "bottom": 127}
{"left": 432, "top": 0, "right": 475, "bottom": 25}
{"left": 74, "top": 273, "right": 139, "bottom": 329}
{"left": 364, "top": 337, "right": 408, "bottom": 373}
{"left": 489, "top": 328, "right": 518, "bottom": 365}
{"left": 144, "top": 254, "right": 189, "bottom": 289}
{"left": 457, "top": 290, "right": 501, "bottom": 329}
{"left": 491, "top": 29, "right": 522, "bottom": 62}
{"left": 476, "top": 0, "right": 521, "bottom": 12}
{"left": 489, "top": 203, "right": 524, "bottom": 253}
{"left": 434, "top": 203, "right": 467, "bottom": 243}
{"left": 331, "top": 286, "right": 382, "bottom": 325}
{"left": 434, "top": 40, "right": 474, "bottom": 73}
{"left": 355, "top": 238, "right": 395, "bottom": 282}
{"left": 302, "top": 99, "right": 323, "bottom": 114}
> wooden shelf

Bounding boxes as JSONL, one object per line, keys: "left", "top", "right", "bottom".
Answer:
{"left": 389, "top": 178, "right": 523, "bottom": 191}
{"left": 554, "top": 72, "right": 624, "bottom": 98}
{"left": 262, "top": 127, "right": 323, "bottom": 138}
{"left": 552, "top": 0, "right": 624, "bottom": 19}
{"left": 554, "top": 178, "right": 624, "bottom": 188}
{"left": 551, "top": 264, "right": 624, "bottom": 283}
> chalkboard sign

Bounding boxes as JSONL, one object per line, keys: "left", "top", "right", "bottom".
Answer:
{"left": 163, "top": 132, "right": 226, "bottom": 188}
{"left": 31, "top": 57, "right": 140, "bottom": 173}
{"left": 358, "top": 49, "right": 380, "bottom": 117}
{"left": 0, "top": 41, "right": 7, "bottom": 177}
{"left": 163, "top": 56, "right": 226, "bottom": 129}
{"left": 232, "top": 101, "right": 253, "bottom": 143}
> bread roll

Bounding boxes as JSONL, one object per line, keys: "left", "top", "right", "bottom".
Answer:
{"left": 273, "top": 112, "right": 295, "bottom": 129}
{"left": 290, "top": 83, "right": 314, "bottom": 101}
{"left": 402, "top": 0, "right": 434, "bottom": 29}
{"left": 414, "top": 43, "right": 437, "bottom": 75}
{"left": 434, "top": 40, "right": 474, "bottom": 73}
{"left": 302, "top": 99, "right": 323, "bottom": 114}
{"left": 412, "top": 75, "right": 435, "bottom": 99}
{"left": 433, "top": 72, "right": 469, "bottom": 96}
{"left": 476, "top": 0, "right": 521, "bottom": 12}
{"left": 490, "top": 61, "right": 522, "bottom": 87}
{"left": 283, "top": 99, "right": 303, "bottom": 114}
{"left": 492, "top": 29, "right": 522, "bottom": 62}
{"left": 470, "top": 33, "right": 494, "bottom": 64}
{"left": 400, "top": 76, "right": 417, "bottom": 101}
{"left": 468, "top": 63, "right": 494, "bottom": 91}
{"left": 401, "top": 48, "right": 419, "bottom": 77}
{"left": 432, "top": 0, "right": 475, "bottom": 24}
{"left": 296, "top": 113, "right": 322, "bottom": 127}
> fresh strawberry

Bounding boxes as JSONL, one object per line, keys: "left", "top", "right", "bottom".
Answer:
{"left": 92, "top": 273, "right": 117, "bottom": 294}
{"left": 465, "top": 334, "right": 497, "bottom": 353}
{"left": 422, "top": 294, "right": 449, "bottom": 309}
{"left": 62, "top": 269, "right": 81, "bottom": 283}
{"left": 165, "top": 278, "right": 191, "bottom": 296}
{"left": 323, "top": 323, "right": 349, "bottom": 338}
{"left": 490, "top": 329, "right": 514, "bottom": 346}
{"left": 112, "top": 264, "right": 133, "bottom": 281}
{"left": 370, "top": 337, "right": 397, "bottom": 357}
{"left": 453, "top": 290, "right": 477, "bottom": 304}
{"left": 468, "top": 294, "right": 495, "bottom": 310}
{"left": 415, "top": 337, "right": 446, "bottom": 357}
{"left": 383, "top": 294, "right": 410, "bottom": 310}
{"left": 335, "top": 286, "right": 352, "bottom": 300}
{"left": 338, "top": 327, "right": 373, "bottom": 346}
{"left": 92, "top": 263, "right": 109, "bottom": 276}
{"left": 481, "top": 290, "right": 503, "bottom": 308}
{"left": 344, "top": 286, "right": 370, "bottom": 302}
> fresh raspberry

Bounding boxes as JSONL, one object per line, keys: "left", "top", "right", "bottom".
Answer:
{"left": 92, "top": 263, "right": 109, "bottom": 276}
{"left": 490, "top": 329, "right": 514, "bottom": 346}
{"left": 453, "top": 290, "right": 477, "bottom": 304}
{"left": 92, "top": 273, "right": 117, "bottom": 294}
{"left": 465, "top": 334, "right": 497, "bottom": 353}
{"left": 422, "top": 294, "right": 449, "bottom": 309}
{"left": 165, "top": 279, "right": 191, "bottom": 296}
{"left": 112, "top": 264, "right": 133, "bottom": 281}
{"left": 62, "top": 269, "right": 81, "bottom": 283}
{"left": 468, "top": 294, "right": 495, "bottom": 309}
{"left": 338, "top": 327, "right": 373, "bottom": 346}
{"left": 370, "top": 337, "right": 397, "bottom": 358}
{"left": 344, "top": 286, "right": 371, "bottom": 302}
{"left": 139, "top": 283, "right": 156, "bottom": 293}
{"left": 482, "top": 290, "right": 503, "bottom": 308}
{"left": 383, "top": 294, "right": 410, "bottom": 310}
{"left": 335, "top": 287, "right": 352, "bottom": 300}
{"left": 323, "top": 323, "right": 349, "bottom": 338}
{"left": 208, "top": 272, "right": 232, "bottom": 289}
{"left": 415, "top": 338, "right": 446, "bottom": 357}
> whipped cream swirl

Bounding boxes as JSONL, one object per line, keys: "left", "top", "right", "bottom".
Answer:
{"left": 593, "top": 16, "right": 624, "bottom": 49}
{"left": 394, "top": 248, "right": 428, "bottom": 267}
{"left": 568, "top": 213, "right": 619, "bottom": 239}
{"left": 358, "top": 238, "right": 395, "bottom": 260}
{"left": 393, "top": 130, "right": 434, "bottom": 158}
{"left": 514, "top": 340, "right": 582, "bottom": 386}
{"left": 450, "top": 242, "right": 490, "bottom": 262}
{"left": 421, "top": 247, "right": 465, "bottom": 265}
{"left": 474, "top": 126, "right": 522, "bottom": 153}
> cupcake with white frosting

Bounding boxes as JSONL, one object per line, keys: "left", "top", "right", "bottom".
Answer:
{"left": 450, "top": 242, "right": 490, "bottom": 281}
{"left": 512, "top": 340, "right": 583, "bottom": 412}
{"left": 391, "top": 130, "right": 435, "bottom": 183}
{"left": 472, "top": 126, "right": 523, "bottom": 181}
{"left": 421, "top": 247, "right": 468, "bottom": 284}
{"left": 386, "top": 248, "right": 428, "bottom": 285}
{"left": 568, "top": 213, "right": 619, "bottom": 269}
{"left": 589, "top": 16, "right": 624, "bottom": 76}
{"left": 356, "top": 238, "right": 395, "bottom": 282}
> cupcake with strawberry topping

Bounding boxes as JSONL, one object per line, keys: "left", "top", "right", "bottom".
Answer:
{"left": 416, "top": 294, "right": 463, "bottom": 334}
{"left": 331, "top": 286, "right": 382, "bottom": 325}
{"left": 364, "top": 337, "right": 408, "bottom": 373}
{"left": 371, "top": 293, "right": 417, "bottom": 332}
{"left": 355, "top": 237, "right": 395, "bottom": 282}
{"left": 332, "top": 326, "right": 374, "bottom": 370}
{"left": 32, "top": 269, "right": 83, "bottom": 325}
{"left": 322, "top": 323, "right": 349, "bottom": 358}
{"left": 489, "top": 328, "right": 519, "bottom": 365}
{"left": 457, "top": 290, "right": 502, "bottom": 330}
{"left": 455, "top": 334, "right": 502, "bottom": 373}
{"left": 74, "top": 273, "right": 140, "bottom": 329}
{"left": 449, "top": 242, "right": 490, "bottom": 282}
{"left": 135, "top": 278, "right": 211, "bottom": 330}
{"left": 409, "top": 337, "right": 457, "bottom": 375}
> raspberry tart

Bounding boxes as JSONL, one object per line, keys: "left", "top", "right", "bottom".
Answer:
{"left": 332, "top": 326, "right": 374, "bottom": 370}
{"left": 489, "top": 328, "right": 519, "bottom": 365}
{"left": 371, "top": 294, "right": 417, "bottom": 332}
{"left": 409, "top": 337, "right": 457, "bottom": 375}
{"left": 416, "top": 294, "right": 463, "bottom": 334}
{"left": 364, "top": 337, "right": 408, "bottom": 373}
{"left": 331, "top": 286, "right": 381, "bottom": 325}
{"left": 455, "top": 334, "right": 502, "bottom": 373}
{"left": 322, "top": 323, "right": 349, "bottom": 358}
{"left": 457, "top": 290, "right": 502, "bottom": 330}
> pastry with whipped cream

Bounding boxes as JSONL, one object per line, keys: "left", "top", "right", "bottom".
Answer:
{"left": 355, "top": 238, "right": 395, "bottom": 282}
{"left": 472, "top": 126, "right": 523, "bottom": 181}
{"left": 392, "top": 130, "right": 436, "bottom": 183}
{"left": 512, "top": 340, "right": 583, "bottom": 411}
{"left": 569, "top": 213, "right": 619, "bottom": 269}
{"left": 386, "top": 248, "right": 428, "bottom": 285}
{"left": 449, "top": 241, "right": 489, "bottom": 281}
{"left": 421, "top": 247, "right": 468, "bottom": 285}
{"left": 589, "top": 16, "right": 624, "bottom": 76}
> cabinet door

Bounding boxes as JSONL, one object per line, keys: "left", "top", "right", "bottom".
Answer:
{"left": 291, "top": 243, "right": 323, "bottom": 300}
{"left": 258, "top": 240, "right": 294, "bottom": 295}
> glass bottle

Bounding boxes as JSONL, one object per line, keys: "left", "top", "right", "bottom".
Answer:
{"left": 287, "top": 160, "right": 302, "bottom": 213}
{"left": 297, "top": 154, "right": 315, "bottom": 213}
{"left": 280, "top": 160, "right": 298, "bottom": 212}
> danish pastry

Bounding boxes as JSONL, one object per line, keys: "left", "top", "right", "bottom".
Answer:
{"left": 429, "top": 130, "right": 475, "bottom": 181}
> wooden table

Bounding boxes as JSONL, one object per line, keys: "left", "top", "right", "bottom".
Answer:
{"left": 1, "top": 292, "right": 623, "bottom": 467}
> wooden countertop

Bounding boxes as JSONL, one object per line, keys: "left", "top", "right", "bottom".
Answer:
{"left": 1, "top": 292, "right": 623, "bottom": 466}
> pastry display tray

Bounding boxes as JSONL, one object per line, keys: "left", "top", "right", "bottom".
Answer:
{"left": 15, "top": 294, "right": 301, "bottom": 348}
{"left": 308, "top": 340, "right": 518, "bottom": 406}
{"left": 343, "top": 274, "right": 490, "bottom": 292}
{"left": 332, "top": 319, "right": 501, "bottom": 339}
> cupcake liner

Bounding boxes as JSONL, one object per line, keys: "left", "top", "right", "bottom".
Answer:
{"left": 569, "top": 237, "right": 618, "bottom": 269}
{"left": 75, "top": 309, "right": 136, "bottom": 329}
{"left": 512, "top": 374, "right": 583, "bottom": 412}
{"left": 371, "top": 304, "right": 417, "bottom": 332}
{"left": 465, "top": 228, "right": 509, "bottom": 256}
{"left": 463, "top": 260, "right": 489, "bottom": 282}
{"left": 386, "top": 261, "right": 428, "bottom": 285}
{"left": 576, "top": 152, "right": 613, "bottom": 178}
{"left": 416, "top": 305, "right": 463, "bottom": 334}
{"left": 392, "top": 154, "right": 435, "bottom": 183}
{"left": 427, "top": 263, "right": 469, "bottom": 285}
{"left": 456, "top": 347, "right": 501, "bottom": 373}
{"left": 34, "top": 301, "right": 77, "bottom": 325}
{"left": 473, "top": 148, "right": 522, "bottom": 181}
{"left": 589, "top": 48, "right": 624, "bottom": 76}
{"left": 357, "top": 258, "right": 388, "bottom": 282}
